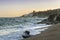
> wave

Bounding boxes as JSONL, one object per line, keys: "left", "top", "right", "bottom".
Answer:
{"left": 0, "top": 17, "right": 51, "bottom": 40}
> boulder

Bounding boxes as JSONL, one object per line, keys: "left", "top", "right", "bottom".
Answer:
{"left": 22, "top": 31, "right": 30, "bottom": 38}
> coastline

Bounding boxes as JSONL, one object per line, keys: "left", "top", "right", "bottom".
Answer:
{"left": 25, "top": 23, "right": 60, "bottom": 40}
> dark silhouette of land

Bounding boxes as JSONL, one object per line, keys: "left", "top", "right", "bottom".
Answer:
{"left": 21, "top": 8, "right": 60, "bottom": 18}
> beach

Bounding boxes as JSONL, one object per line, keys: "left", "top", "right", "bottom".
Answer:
{"left": 25, "top": 23, "right": 60, "bottom": 40}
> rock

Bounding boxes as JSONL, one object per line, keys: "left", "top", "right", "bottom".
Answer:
{"left": 48, "top": 13, "right": 57, "bottom": 22}
{"left": 56, "top": 14, "right": 60, "bottom": 22}
{"left": 22, "top": 31, "right": 30, "bottom": 38}
{"left": 37, "top": 13, "right": 60, "bottom": 24}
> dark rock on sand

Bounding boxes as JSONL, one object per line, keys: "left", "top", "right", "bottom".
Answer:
{"left": 22, "top": 31, "right": 30, "bottom": 38}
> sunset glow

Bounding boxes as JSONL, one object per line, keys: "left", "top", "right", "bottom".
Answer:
{"left": 0, "top": 0, "right": 60, "bottom": 17}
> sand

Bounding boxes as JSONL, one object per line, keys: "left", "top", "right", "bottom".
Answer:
{"left": 25, "top": 23, "right": 60, "bottom": 40}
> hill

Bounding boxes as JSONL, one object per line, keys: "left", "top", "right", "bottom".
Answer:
{"left": 21, "top": 8, "right": 60, "bottom": 18}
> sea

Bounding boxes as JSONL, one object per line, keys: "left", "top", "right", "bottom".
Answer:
{"left": 0, "top": 17, "right": 51, "bottom": 40}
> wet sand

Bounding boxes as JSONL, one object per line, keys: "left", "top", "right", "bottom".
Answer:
{"left": 25, "top": 23, "right": 60, "bottom": 40}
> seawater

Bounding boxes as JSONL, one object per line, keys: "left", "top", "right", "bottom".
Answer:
{"left": 0, "top": 17, "right": 51, "bottom": 40}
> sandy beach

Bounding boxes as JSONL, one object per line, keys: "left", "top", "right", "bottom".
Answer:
{"left": 25, "top": 23, "right": 60, "bottom": 40}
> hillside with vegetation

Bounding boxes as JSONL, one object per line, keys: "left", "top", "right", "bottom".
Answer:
{"left": 21, "top": 8, "right": 60, "bottom": 18}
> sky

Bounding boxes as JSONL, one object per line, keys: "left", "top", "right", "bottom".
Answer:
{"left": 0, "top": 0, "right": 60, "bottom": 17}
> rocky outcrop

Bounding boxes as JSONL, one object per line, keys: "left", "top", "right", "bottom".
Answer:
{"left": 56, "top": 14, "right": 60, "bottom": 22}
{"left": 37, "top": 13, "right": 60, "bottom": 24}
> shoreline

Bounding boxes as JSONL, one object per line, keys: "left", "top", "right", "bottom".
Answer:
{"left": 25, "top": 23, "right": 60, "bottom": 40}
